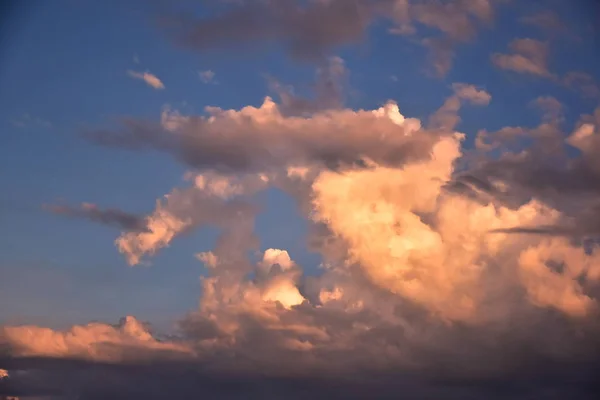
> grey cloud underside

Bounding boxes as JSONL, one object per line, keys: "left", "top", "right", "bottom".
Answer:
{"left": 2, "top": 311, "right": 600, "bottom": 400}
{"left": 164, "top": 0, "right": 376, "bottom": 61}
{"left": 488, "top": 206, "right": 600, "bottom": 238}
{"left": 455, "top": 160, "right": 600, "bottom": 199}
{"left": 45, "top": 204, "right": 148, "bottom": 232}
{"left": 161, "top": 0, "right": 502, "bottom": 74}
{"left": 4, "top": 270, "right": 600, "bottom": 399}
{"left": 86, "top": 119, "right": 441, "bottom": 174}
{"left": 449, "top": 158, "right": 600, "bottom": 238}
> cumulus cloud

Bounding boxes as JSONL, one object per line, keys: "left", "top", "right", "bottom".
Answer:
{"left": 491, "top": 38, "right": 553, "bottom": 78}
{"left": 6, "top": 79, "right": 600, "bottom": 398}
{"left": 127, "top": 70, "right": 165, "bottom": 89}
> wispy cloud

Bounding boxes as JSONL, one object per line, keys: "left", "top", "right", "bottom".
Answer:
{"left": 520, "top": 10, "right": 566, "bottom": 33}
{"left": 163, "top": 0, "right": 504, "bottom": 76}
{"left": 44, "top": 202, "right": 148, "bottom": 232}
{"left": 10, "top": 113, "right": 52, "bottom": 129}
{"left": 127, "top": 70, "right": 165, "bottom": 89}
{"left": 198, "top": 69, "right": 216, "bottom": 84}
{"left": 563, "top": 71, "right": 600, "bottom": 98}
{"left": 491, "top": 38, "right": 553, "bottom": 78}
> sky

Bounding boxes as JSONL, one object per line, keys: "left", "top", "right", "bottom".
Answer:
{"left": 1, "top": 0, "right": 600, "bottom": 399}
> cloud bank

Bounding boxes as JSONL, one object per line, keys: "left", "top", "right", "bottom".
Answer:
{"left": 4, "top": 78, "right": 600, "bottom": 398}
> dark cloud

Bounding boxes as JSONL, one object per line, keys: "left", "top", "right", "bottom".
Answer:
{"left": 489, "top": 204, "right": 600, "bottom": 239}
{"left": 268, "top": 56, "right": 349, "bottom": 116}
{"left": 85, "top": 102, "right": 443, "bottom": 175}
{"left": 448, "top": 105, "right": 600, "bottom": 244}
{"left": 159, "top": 0, "right": 504, "bottom": 75}
{"left": 520, "top": 10, "right": 567, "bottom": 33}
{"left": 2, "top": 306, "right": 600, "bottom": 400}
{"left": 164, "top": 0, "right": 374, "bottom": 62}
{"left": 44, "top": 203, "right": 148, "bottom": 232}
{"left": 563, "top": 72, "right": 600, "bottom": 99}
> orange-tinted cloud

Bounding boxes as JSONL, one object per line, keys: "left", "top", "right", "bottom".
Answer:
{"left": 127, "top": 70, "right": 165, "bottom": 89}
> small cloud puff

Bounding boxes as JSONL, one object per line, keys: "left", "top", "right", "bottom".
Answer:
{"left": 199, "top": 69, "right": 216, "bottom": 84}
{"left": 127, "top": 70, "right": 165, "bottom": 89}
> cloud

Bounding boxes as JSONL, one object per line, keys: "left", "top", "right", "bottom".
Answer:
{"left": 428, "top": 83, "right": 491, "bottom": 130}
{"left": 162, "top": 0, "right": 504, "bottom": 75}
{"left": 6, "top": 79, "right": 600, "bottom": 398}
{"left": 491, "top": 38, "right": 553, "bottom": 78}
{"left": 86, "top": 97, "right": 440, "bottom": 175}
{"left": 44, "top": 203, "right": 148, "bottom": 232}
{"left": 474, "top": 96, "right": 564, "bottom": 154}
{"left": 531, "top": 95, "right": 564, "bottom": 123}
{"left": 268, "top": 56, "right": 349, "bottom": 116}
{"left": 198, "top": 69, "right": 216, "bottom": 84}
{"left": 166, "top": 0, "right": 370, "bottom": 61}
{"left": 563, "top": 71, "right": 600, "bottom": 99}
{"left": 406, "top": 0, "right": 497, "bottom": 76}
{"left": 520, "top": 10, "right": 566, "bottom": 33}
{"left": 127, "top": 70, "right": 165, "bottom": 89}
{"left": 81, "top": 85, "right": 600, "bottom": 323}
{"left": 488, "top": 204, "right": 600, "bottom": 239}
{"left": 0, "top": 316, "right": 192, "bottom": 363}
{"left": 10, "top": 113, "right": 52, "bottom": 129}
{"left": 115, "top": 173, "right": 262, "bottom": 265}
{"left": 4, "top": 352, "right": 599, "bottom": 400}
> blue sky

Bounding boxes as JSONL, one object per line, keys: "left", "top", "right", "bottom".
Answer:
{"left": 1, "top": 0, "right": 599, "bottom": 330}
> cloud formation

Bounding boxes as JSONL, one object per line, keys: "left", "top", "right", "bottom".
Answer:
{"left": 4, "top": 2, "right": 600, "bottom": 399}
{"left": 87, "top": 97, "right": 441, "bottom": 175}
{"left": 491, "top": 38, "right": 553, "bottom": 78}
{"left": 5, "top": 78, "right": 600, "bottom": 400}
{"left": 127, "top": 70, "right": 165, "bottom": 89}
{"left": 162, "top": 0, "right": 504, "bottom": 76}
